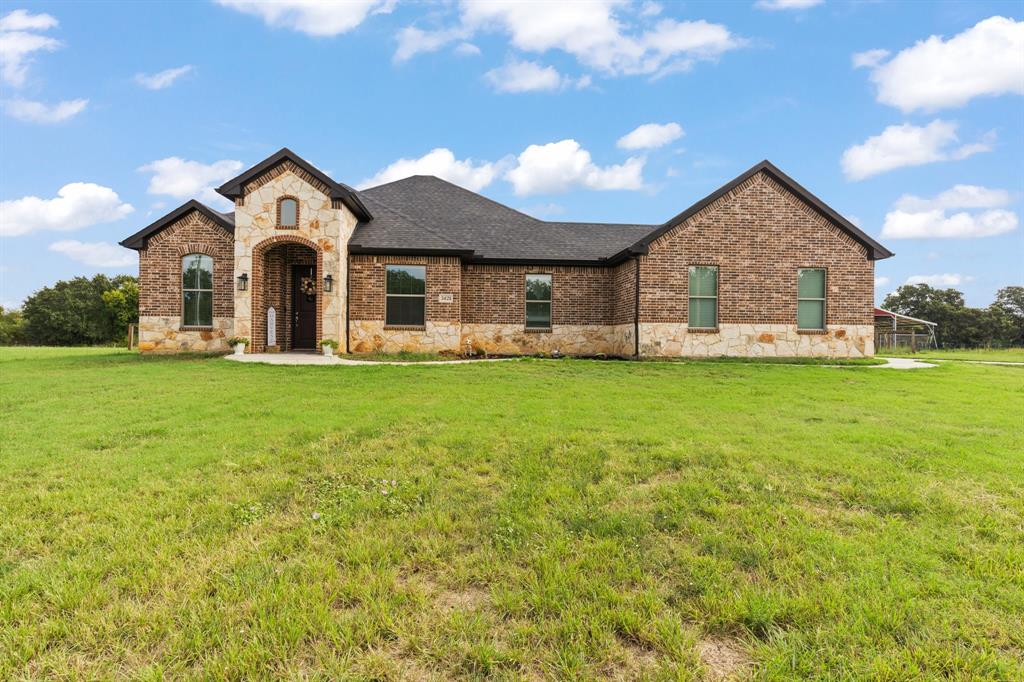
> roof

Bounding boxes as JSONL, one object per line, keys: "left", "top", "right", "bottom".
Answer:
{"left": 122, "top": 150, "right": 893, "bottom": 264}
{"left": 215, "top": 148, "right": 372, "bottom": 222}
{"left": 353, "top": 175, "right": 654, "bottom": 263}
{"left": 120, "top": 200, "right": 234, "bottom": 250}
{"left": 614, "top": 160, "right": 893, "bottom": 261}
{"left": 353, "top": 160, "right": 892, "bottom": 264}
{"left": 874, "top": 307, "right": 937, "bottom": 326}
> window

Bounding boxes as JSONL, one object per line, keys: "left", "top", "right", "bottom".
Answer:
{"left": 688, "top": 265, "right": 718, "bottom": 329}
{"left": 797, "top": 268, "right": 826, "bottom": 330}
{"left": 278, "top": 198, "right": 298, "bottom": 228}
{"left": 182, "top": 254, "right": 213, "bottom": 327}
{"left": 525, "top": 274, "right": 552, "bottom": 329}
{"left": 386, "top": 265, "right": 426, "bottom": 326}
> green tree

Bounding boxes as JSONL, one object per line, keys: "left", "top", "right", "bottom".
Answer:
{"left": 883, "top": 283, "right": 1020, "bottom": 348}
{"left": 991, "top": 286, "right": 1024, "bottom": 346}
{"left": 101, "top": 276, "right": 140, "bottom": 331}
{"left": 21, "top": 275, "right": 138, "bottom": 346}
{"left": 0, "top": 306, "right": 27, "bottom": 345}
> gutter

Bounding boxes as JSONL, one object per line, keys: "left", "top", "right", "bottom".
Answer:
{"left": 345, "top": 257, "right": 351, "bottom": 354}
{"left": 634, "top": 256, "right": 641, "bottom": 358}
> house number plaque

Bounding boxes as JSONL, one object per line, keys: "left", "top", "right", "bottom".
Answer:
{"left": 438, "top": 293, "right": 454, "bottom": 303}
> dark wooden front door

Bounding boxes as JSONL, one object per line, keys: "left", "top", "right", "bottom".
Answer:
{"left": 291, "top": 264, "right": 316, "bottom": 350}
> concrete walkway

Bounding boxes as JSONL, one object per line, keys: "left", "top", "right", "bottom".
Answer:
{"left": 225, "top": 352, "right": 513, "bottom": 366}
{"left": 872, "top": 357, "right": 938, "bottom": 369}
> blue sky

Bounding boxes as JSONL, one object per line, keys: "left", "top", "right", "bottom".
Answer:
{"left": 1, "top": 0, "right": 1021, "bottom": 308}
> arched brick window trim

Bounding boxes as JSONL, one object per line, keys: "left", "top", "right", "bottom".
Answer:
{"left": 174, "top": 242, "right": 219, "bottom": 258}
{"left": 251, "top": 235, "right": 324, "bottom": 353}
{"left": 277, "top": 196, "right": 300, "bottom": 229}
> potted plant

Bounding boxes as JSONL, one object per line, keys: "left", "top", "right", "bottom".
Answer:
{"left": 320, "top": 338, "right": 339, "bottom": 357}
{"left": 227, "top": 336, "right": 249, "bottom": 355}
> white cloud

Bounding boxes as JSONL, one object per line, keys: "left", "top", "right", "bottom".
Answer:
{"left": 617, "top": 122, "right": 683, "bottom": 150}
{"left": 0, "top": 8, "right": 58, "bottom": 31}
{"left": 0, "top": 183, "right": 134, "bottom": 237}
{"left": 893, "top": 185, "right": 1012, "bottom": 212}
{"left": 0, "top": 10, "right": 61, "bottom": 87}
{"left": 862, "top": 16, "right": 1024, "bottom": 112}
{"left": 851, "top": 48, "right": 889, "bottom": 69}
{"left": 505, "top": 139, "right": 645, "bottom": 195}
{"left": 484, "top": 59, "right": 571, "bottom": 93}
{"left": 395, "top": 26, "right": 468, "bottom": 62}
{"left": 135, "top": 65, "right": 193, "bottom": 90}
{"left": 639, "top": 2, "right": 663, "bottom": 18}
{"left": 841, "top": 120, "right": 991, "bottom": 181}
{"left": 882, "top": 184, "right": 1018, "bottom": 239}
{"left": 138, "top": 157, "right": 244, "bottom": 209}
{"left": 906, "top": 273, "right": 973, "bottom": 287}
{"left": 358, "top": 148, "right": 500, "bottom": 192}
{"left": 49, "top": 240, "right": 136, "bottom": 268}
{"left": 454, "top": 42, "right": 480, "bottom": 56}
{"left": 754, "top": 0, "right": 823, "bottom": 10}
{"left": 882, "top": 209, "right": 1017, "bottom": 240}
{"left": 874, "top": 276, "right": 890, "bottom": 287}
{"left": 215, "top": 0, "right": 394, "bottom": 37}
{"left": 3, "top": 97, "right": 86, "bottom": 123}
{"left": 398, "top": 1, "right": 743, "bottom": 78}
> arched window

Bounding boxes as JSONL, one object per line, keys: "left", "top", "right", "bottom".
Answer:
{"left": 182, "top": 254, "right": 213, "bottom": 327}
{"left": 278, "top": 197, "right": 298, "bottom": 228}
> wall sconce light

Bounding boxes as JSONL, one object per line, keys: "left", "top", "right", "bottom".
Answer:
{"left": 323, "top": 274, "right": 333, "bottom": 292}
{"left": 237, "top": 273, "right": 248, "bottom": 291}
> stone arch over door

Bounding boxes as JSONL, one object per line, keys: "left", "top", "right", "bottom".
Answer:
{"left": 251, "top": 235, "right": 324, "bottom": 352}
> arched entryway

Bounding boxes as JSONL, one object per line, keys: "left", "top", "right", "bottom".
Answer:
{"left": 252, "top": 236, "right": 323, "bottom": 352}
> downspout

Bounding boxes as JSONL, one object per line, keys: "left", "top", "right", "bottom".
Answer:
{"left": 633, "top": 255, "right": 641, "bottom": 358}
{"left": 344, "top": 255, "right": 351, "bottom": 354}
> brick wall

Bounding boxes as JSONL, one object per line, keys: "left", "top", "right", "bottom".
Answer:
{"left": 348, "top": 254, "right": 461, "bottom": 323}
{"left": 611, "top": 258, "right": 637, "bottom": 326}
{"left": 461, "top": 264, "right": 611, "bottom": 325}
{"left": 639, "top": 172, "right": 873, "bottom": 326}
{"left": 138, "top": 211, "right": 234, "bottom": 320}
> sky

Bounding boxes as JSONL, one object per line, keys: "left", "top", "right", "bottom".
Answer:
{"left": 1, "top": 0, "right": 1022, "bottom": 309}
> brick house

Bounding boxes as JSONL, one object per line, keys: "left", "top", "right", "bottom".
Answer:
{"left": 120, "top": 148, "right": 893, "bottom": 357}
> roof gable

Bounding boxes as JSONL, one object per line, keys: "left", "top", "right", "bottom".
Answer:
{"left": 119, "top": 200, "right": 234, "bottom": 250}
{"left": 621, "top": 160, "right": 893, "bottom": 261}
{"left": 215, "top": 148, "right": 372, "bottom": 222}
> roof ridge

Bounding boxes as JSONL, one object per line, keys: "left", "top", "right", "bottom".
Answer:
{"left": 368, "top": 175, "right": 543, "bottom": 225}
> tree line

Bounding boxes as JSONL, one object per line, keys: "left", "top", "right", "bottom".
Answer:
{"left": 1, "top": 275, "right": 1021, "bottom": 349}
{"left": 0, "top": 275, "right": 138, "bottom": 346}
{"left": 882, "top": 284, "right": 1023, "bottom": 349}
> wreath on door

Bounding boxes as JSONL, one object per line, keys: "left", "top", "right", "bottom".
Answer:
{"left": 299, "top": 276, "right": 316, "bottom": 301}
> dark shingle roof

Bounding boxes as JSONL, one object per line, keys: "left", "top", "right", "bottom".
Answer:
{"left": 355, "top": 175, "right": 656, "bottom": 263}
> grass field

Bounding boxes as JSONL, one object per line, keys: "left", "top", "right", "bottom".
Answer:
{"left": 879, "top": 347, "right": 1024, "bottom": 363}
{"left": 1, "top": 348, "right": 1022, "bottom": 680}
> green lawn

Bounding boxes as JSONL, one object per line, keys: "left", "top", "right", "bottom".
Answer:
{"left": 879, "top": 347, "right": 1024, "bottom": 363}
{"left": 1, "top": 348, "right": 1022, "bottom": 680}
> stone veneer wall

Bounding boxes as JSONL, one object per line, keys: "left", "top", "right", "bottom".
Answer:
{"left": 138, "top": 316, "right": 233, "bottom": 353}
{"left": 232, "top": 164, "right": 356, "bottom": 350}
{"left": 640, "top": 323, "right": 874, "bottom": 358}
{"left": 136, "top": 210, "right": 235, "bottom": 352}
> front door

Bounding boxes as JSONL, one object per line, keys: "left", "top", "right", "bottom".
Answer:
{"left": 291, "top": 264, "right": 316, "bottom": 350}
